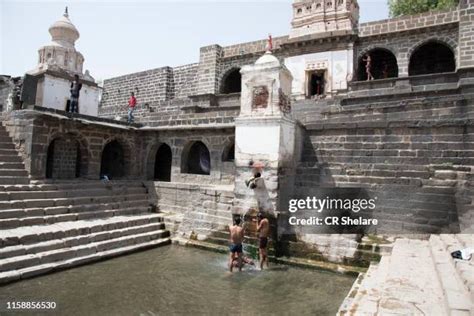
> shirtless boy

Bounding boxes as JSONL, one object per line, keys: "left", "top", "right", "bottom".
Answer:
{"left": 229, "top": 217, "right": 244, "bottom": 272}
{"left": 257, "top": 212, "right": 269, "bottom": 270}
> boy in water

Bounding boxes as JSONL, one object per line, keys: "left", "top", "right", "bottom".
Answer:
{"left": 257, "top": 212, "right": 270, "bottom": 270}
{"left": 228, "top": 217, "right": 244, "bottom": 272}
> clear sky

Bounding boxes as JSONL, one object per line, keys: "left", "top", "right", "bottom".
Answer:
{"left": 1, "top": 0, "right": 389, "bottom": 81}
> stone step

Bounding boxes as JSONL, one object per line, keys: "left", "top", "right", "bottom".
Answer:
{"left": 0, "top": 222, "right": 166, "bottom": 259}
{"left": 0, "top": 162, "right": 25, "bottom": 170}
{"left": 0, "top": 197, "right": 150, "bottom": 220}
{"left": 0, "top": 143, "right": 16, "bottom": 150}
{"left": 0, "top": 177, "right": 29, "bottom": 185}
{"left": 0, "top": 214, "right": 164, "bottom": 248}
{"left": 29, "top": 181, "right": 148, "bottom": 192}
{"left": 0, "top": 169, "right": 28, "bottom": 177}
{"left": 0, "top": 136, "right": 14, "bottom": 143}
{"left": 0, "top": 149, "right": 21, "bottom": 156}
{"left": 438, "top": 234, "right": 474, "bottom": 300}
{"left": 341, "top": 238, "right": 451, "bottom": 315}
{"left": 0, "top": 181, "right": 147, "bottom": 192}
{"left": 0, "top": 236, "right": 171, "bottom": 284}
{"left": 0, "top": 155, "right": 23, "bottom": 162}
{"left": 0, "top": 193, "right": 149, "bottom": 211}
{"left": 429, "top": 235, "right": 473, "bottom": 314}
{"left": 0, "top": 204, "right": 152, "bottom": 229}
{"left": 0, "top": 229, "right": 170, "bottom": 274}
{"left": 0, "top": 186, "right": 146, "bottom": 201}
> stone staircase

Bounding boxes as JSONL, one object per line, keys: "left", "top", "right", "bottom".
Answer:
{"left": 430, "top": 234, "right": 474, "bottom": 312}
{"left": 338, "top": 235, "right": 474, "bottom": 315}
{"left": 0, "top": 180, "right": 172, "bottom": 284}
{"left": 0, "top": 124, "right": 171, "bottom": 284}
{"left": 0, "top": 124, "right": 29, "bottom": 185}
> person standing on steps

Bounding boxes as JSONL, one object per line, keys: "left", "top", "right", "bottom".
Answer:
{"left": 127, "top": 91, "right": 137, "bottom": 124}
{"left": 69, "top": 74, "right": 82, "bottom": 113}
{"left": 228, "top": 217, "right": 244, "bottom": 272}
{"left": 257, "top": 212, "right": 269, "bottom": 270}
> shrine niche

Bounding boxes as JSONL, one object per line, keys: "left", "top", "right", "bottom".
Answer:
{"left": 252, "top": 86, "right": 269, "bottom": 109}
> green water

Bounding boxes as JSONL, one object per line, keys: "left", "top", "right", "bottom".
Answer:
{"left": 0, "top": 246, "right": 355, "bottom": 316}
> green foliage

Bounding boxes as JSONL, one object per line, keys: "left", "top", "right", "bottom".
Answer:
{"left": 388, "top": 0, "right": 459, "bottom": 17}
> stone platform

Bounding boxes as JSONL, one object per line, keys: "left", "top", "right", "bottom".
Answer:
{"left": 338, "top": 235, "right": 474, "bottom": 315}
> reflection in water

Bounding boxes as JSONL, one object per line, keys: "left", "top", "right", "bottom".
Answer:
{"left": 0, "top": 246, "right": 355, "bottom": 316}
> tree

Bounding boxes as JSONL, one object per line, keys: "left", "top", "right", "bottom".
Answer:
{"left": 388, "top": 0, "right": 459, "bottom": 17}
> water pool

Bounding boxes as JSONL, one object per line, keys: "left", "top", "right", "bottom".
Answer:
{"left": 0, "top": 245, "right": 355, "bottom": 315}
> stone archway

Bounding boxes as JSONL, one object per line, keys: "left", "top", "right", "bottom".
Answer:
{"left": 181, "top": 141, "right": 211, "bottom": 175}
{"left": 222, "top": 142, "right": 235, "bottom": 162}
{"left": 220, "top": 68, "right": 242, "bottom": 94}
{"left": 357, "top": 48, "right": 398, "bottom": 81}
{"left": 45, "top": 136, "right": 82, "bottom": 179}
{"left": 409, "top": 41, "right": 455, "bottom": 76}
{"left": 154, "top": 143, "right": 172, "bottom": 181}
{"left": 100, "top": 140, "right": 126, "bottom": 179}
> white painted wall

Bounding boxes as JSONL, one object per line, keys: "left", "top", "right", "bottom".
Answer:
{"left": 38, "top": 74, "right": 101, "bottom": 116}
{"left": 284, "top": 49, "right": 353, "bottom": 98}
{"left": 236, "top": 124, "right": 280, "bottom": 157}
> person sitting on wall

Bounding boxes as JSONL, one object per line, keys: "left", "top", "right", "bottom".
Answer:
{"left": 256, "top": 212, "right": 269, "bottom": 270}
{"left": 127, "top": 91, "right": 137, "bottom": 124}
{"left": 228, "top": 217, "right": 244, "bottom": 272}
{"left": 69, "top": 74, "right": 82, "bottom": 113}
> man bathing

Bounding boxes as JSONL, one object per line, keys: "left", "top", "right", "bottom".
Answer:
{"left": 257, "top": 212, "right": 269, "bottom": 270}
{"left": 229, "top": 217, "right": 244, "bottom": 272}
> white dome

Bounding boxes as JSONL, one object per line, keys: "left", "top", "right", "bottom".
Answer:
{"left": 255, "top": 51, "right": 280, "bottom": 66}
{"left": 48, "top": 9, "right": 80, "bottom": 46}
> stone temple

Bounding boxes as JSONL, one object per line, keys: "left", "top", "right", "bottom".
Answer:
{"left": 0, "top": 1, "right": 473, "bottom": 314}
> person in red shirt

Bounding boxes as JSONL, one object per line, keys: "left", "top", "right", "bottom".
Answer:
{"left": 127, "top": 92, "right": 137, "bottom": 123}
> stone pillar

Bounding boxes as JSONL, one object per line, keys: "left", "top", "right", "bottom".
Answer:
{"left": 233, "top": 51, "right": 297, "bottom": 240}
{"left": 458, "top": 0, "right": 474, "bottom": 69}
{"left": 196, "top": 44, "right": 223, "bottom": 95}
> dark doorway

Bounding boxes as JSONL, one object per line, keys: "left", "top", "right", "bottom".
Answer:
{"left": 308, "top": 71, "right": 325, "bottom": 97}
{"left": 409, "top": 42, "right": 455, "bottom": 76}
{"left": 45, "top": 139, "right": 55, "bottom": 179}
{"left": 184, "top": 141, "right": 211, "bottom": 175}
{"left": 222, "top": 143, "right": 235, "bottom": 162}
{"left": 358, "top": 49, "right": 398, "bottom": 81}
{"left": 100, "top": 140, "right": 125, "bottom": 179}
{"left": 220, "top": 68, "right": 241, "bottom": 94}
{"left": 154, "top": 144, "right": 172, "bottom": 181}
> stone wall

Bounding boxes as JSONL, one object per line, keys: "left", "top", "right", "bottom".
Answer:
{"left": 196, "top": 45, "right": 223, "bottom": 95}
{"left": 458, "top": 0, "right": 474, "bottom": 69}
{"left": 292, "top": 89, "right": 474, "bottom": 233}
{"left": 358, "top": 8, "right": 459, "bottom": 37}
{"left": 50, "top": 137, "right": 79, "bottom": 179}
{"left": 4, "top": 110, "right": 145, "bottom": 180}
{"left": 356, "top": 23, "right": 459, "bottom": 77}
{"left": 222, "top": 36, "right": 288, "bottom": 58}
{"left": 142, "top": 128, "right": 235, "bottom": 185}
{"left": 4, "top": 109, "right": 236, "bottom": 184}
{"left": 152, "top": 182, "right": 234, "bottom": 239}
{"left": 99, "top": 64, "right": 197, "bottom": 117}
{"left": 173, "top": 64, "right": 199, "bottom": 99}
